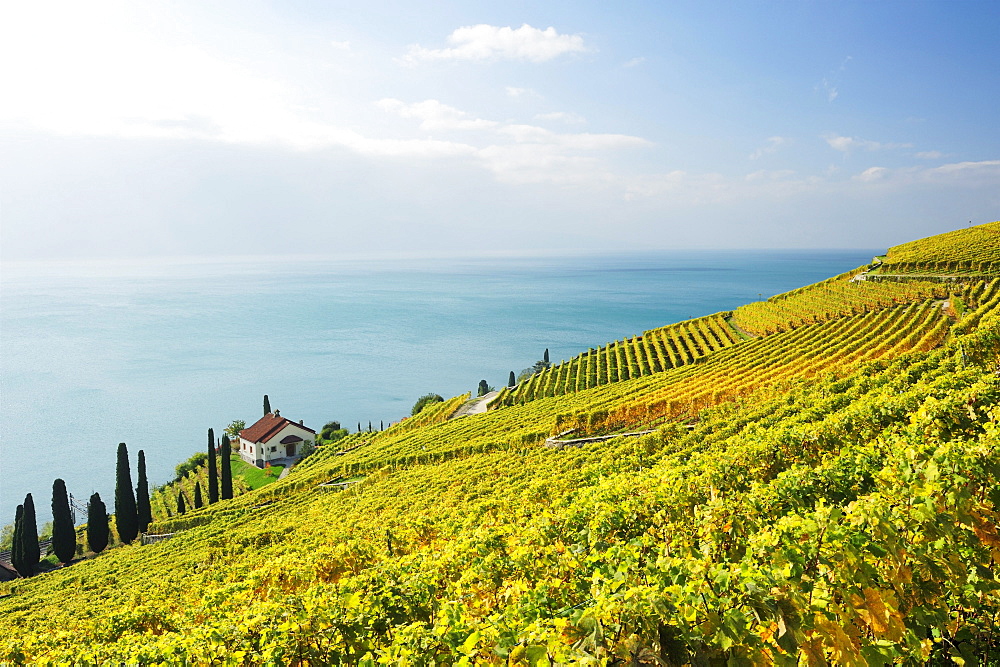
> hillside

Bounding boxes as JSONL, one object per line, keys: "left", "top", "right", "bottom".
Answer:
{"left": 1, "top": 223, "right": 999, "bottom": 664}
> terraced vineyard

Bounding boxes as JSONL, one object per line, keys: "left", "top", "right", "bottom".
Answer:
{"left": 1, "top": 223, "right": 998, "bottom": 664}
{"left": 495, "top": 314, "right": 741, "bottom": 406}
{"left": 874, "top": 220, "right": 1000, "bottom": 275}
{"left": 731, "top": 278, "right": 950, "bottom": 335}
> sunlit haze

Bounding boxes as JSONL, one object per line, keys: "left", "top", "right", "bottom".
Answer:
{"left": 1, "top": 0, "right": 998, "bottom": 260}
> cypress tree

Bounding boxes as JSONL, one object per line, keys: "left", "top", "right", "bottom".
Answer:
{"left": 51, "top": 479, "right": 76, "bottom": 565}
{"left": 543, "top": 348, "right": 550, "bottom": 364}
{"left": 193, "top": 481, "right": 203, "bottom": 509}
{"left": 220, "top": 434, "right": 233, "bottom": 500}
{"left": 357, "top": 422, "right": 361, "bottom": 432}
{"left": 263, "top": 394, "right": 271, "bottom": 415}
{"left": 368, "top": 421, "right": 372, "bottom": 432}
{"left": 11, "top": 505, "right": 24, "bottom": 576}
{"left": 21, "top": 494, "right": 39, "bottom": 576}
{"left": 177, "top": 492, "right": 186, "bottom": 515}
{"left": 478, "top": 379, "right": 489, "bottom": 397}
{"left": 207, "top": 428, "right": 218, "bottom": 504}
{"left": 87, "top": 493, "right": 109, "bottom": 554}
{"left": 136, "top": 450, "right": 152, "bottom": 534}
{"left": 115, "top": 442, "right": 138, "bottom": 544}
{"left": 508, "top": 371, "right": 516, "bottom": 387}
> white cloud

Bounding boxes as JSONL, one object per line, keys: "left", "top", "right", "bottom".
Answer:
{"left": 534, "top": 111, "right": 586, "bottom": 124}
{"left": 820, "top": 79, "right": 838, "bottom": 102}
{"left": 817, "top": 56, "right": 852, "bottom": 102}
{"left": 745, "top": 169, "right": 796, "bottom": 182}
{"left": 623, "top": 57, "right": 645, "bottom": 68}
{"left": 915, "top": 150, "right": 943, "bottom": 160}
{"left": 919, "top": 160, "right": 1000, "bottom": 185}
{"left": 477, "top": 144, "right": 609, "bottom": 186}
{"left": 378, "top": 98, "right": 648, "bottom": 185}
{"left": 505, "top": 86, "right": 533, "bottom": 98}
{"left": 749, "top": 136, "right": 787, "bottom": 160}
{"left": 377, "top": 99, "right": 498, "bottom": 131}
{"left": 855, "top": 166, "right": 889, "bottom": 182}
{"left": 402, "top": 24, "right": 586, "bottom": 64}
{"left": 825, "top": 134, "right": 912, "bottom": 153}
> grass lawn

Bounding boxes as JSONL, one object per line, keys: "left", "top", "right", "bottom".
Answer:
{"left": 229, "top": 454, "right": 283, "bottom": 490}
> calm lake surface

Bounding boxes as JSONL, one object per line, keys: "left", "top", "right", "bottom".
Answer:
{"left": 1, "top": 250, "right": 877, "bottom": 524}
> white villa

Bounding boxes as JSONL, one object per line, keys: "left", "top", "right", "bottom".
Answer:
{"left": 238, "top": 410, "right": 316, "bottom": 468}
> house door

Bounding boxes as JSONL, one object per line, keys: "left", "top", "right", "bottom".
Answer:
{"left": 286, "top": 443, "right": 296, "bottom": 457}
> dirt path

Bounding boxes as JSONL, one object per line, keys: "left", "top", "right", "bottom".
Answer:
{"left": 724, "top": 315, "right": 758, "bottom": 340}
{"left": 449, "top": 391, "right": 500, "bottom": 419}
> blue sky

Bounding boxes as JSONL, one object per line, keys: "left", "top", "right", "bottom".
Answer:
{"left": 1, "top": 0, "right": 998, "bottom": 259}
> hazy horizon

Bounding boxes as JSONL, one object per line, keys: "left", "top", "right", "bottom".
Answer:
{"left": 1, "top": 1, "right": 998, "bottom": 261}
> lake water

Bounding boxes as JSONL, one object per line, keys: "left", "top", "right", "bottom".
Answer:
{"left": 1, "top": 249, "right": 877, "bottom": 525}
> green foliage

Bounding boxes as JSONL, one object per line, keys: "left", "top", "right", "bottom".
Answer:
{"left": 174, "top": 452, "right": 207, "bottom": 481}
{"left": 193, "top": 481, "right": 203, "bottom": 510}
{"left": 207, "top": 428, "right": 218, "bottom": 505}
{"left": 50, "top": 479, "right": 75, "bottom": 565}
{"left": 508, "top": 371, "right": 516, "bottom": 387}
{"left": 879, "top": 220, "right": 1000, "bottom": 274}
{"left": 176, "top": 491, "right": 186, "bottom": 515}
{"left": 2, "top": 226, "right": 999, "bottom": 662}
{"left": 0, "top": 522, "right": 12, "bottom": 552}
{"left": 10, "top": 505, "right": 24, "bottom": 577}
{"left": 220, "top": 434, "right": 233, "bottom": 500}
{"left": 298, "top": 439, "right": 315, "bottom": 459}
{"left": 224, "top": 420, "right": 246, "bottom": 442}
{"left": 229, "top": 455, "right": 283, "bottom": 490}
{"left": 17, "top": 493, "right": 41, "bottom": 577}
{"left": 114, "top": 443, "right": 138, "bottom": 545}
{"left": 136, "top": 451, "right": 152, "bottom": 534}
{"left": 733, "top": 277, "right": 949, "bottom": 335}
{"left": 86, "top": 493, "right": 109, "bottom": 554}
{"left": 477, "top": 380, "right": 490, "bottom": 397}
{"left": 411, "top": 393, "right": 444, "bottom": 416}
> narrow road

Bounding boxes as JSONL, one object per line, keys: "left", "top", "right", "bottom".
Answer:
{"left": 449, "top": 391, "right": 500, "bottom": 419}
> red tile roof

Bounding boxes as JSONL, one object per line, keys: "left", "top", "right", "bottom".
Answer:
{"left": 239, "top": 413, "right": 315, "bottom": 444}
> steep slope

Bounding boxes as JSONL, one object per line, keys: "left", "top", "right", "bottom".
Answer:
{"left": 876, "top": 220, "right": 1000, "bottom": 275}
{"left": 1, "top": 226, "right": 998, "bottom": 664}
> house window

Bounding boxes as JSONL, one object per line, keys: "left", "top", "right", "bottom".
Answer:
{"left": 270, "top": 446, "right": 277, "bottom": 452}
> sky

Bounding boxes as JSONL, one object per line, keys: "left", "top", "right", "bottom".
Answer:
{"left": 1, "top": 0, "right": 999, "bottom": 260}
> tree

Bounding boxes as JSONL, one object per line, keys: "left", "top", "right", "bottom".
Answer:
{"left": 193, "top": 481, "right": 203, "bottom": 509}
{"left": 543, "top": 348, "right": 550, "bottom": 364}
{"left": 220, "top": 434, "right": 233, "bottom": 500}
{"left": 224, "top": 420, "right": 246, "bottom": 441}
{"left": 136, "top": 450, "right": 152, "bottom": 534}
{"left": 411, "top": 393, "right": 444, "bottom": 416}
{"left": 0, "top": 522, "right": 13, "bottom": 552}
{"left": 51, "top": 479, "right": 76, "bottom": 565}
{"left": 177, "top": 492, "right": 186, "bottom": 515}
{"left": 263, "top": 394, "right": 271, "bottom": 415}
{"left": 207, "top": 428, "right": 218, "bottom": 504}
{"left": 508, "top": 371, "right": 516, "bottom": 387}
{"left": 321, "top": 421, "right": 348, "bottom": 442}
{"left": 298, "top": 439, "right": 315, "bottom": 458}
{"left": 20, "top": 494, "right": 39, "bottom": 576}
{"left": 11, "top": 505, "right": 24, "bottom": 576}
{"left": 517, "top": 359, "right": 552, "bottom": 383}
{"left": 115, "top": 442, "right": 138, "bottom": 544}
{"left": 175, "top": 451, "right": 207, "bottom": 481}
{"left": 87, "top": 493, "right": 109, "bottom": 554}
{"left": 478, "top": 380, "right": 490, "bottom": 397}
